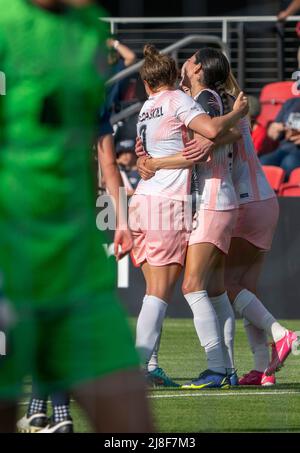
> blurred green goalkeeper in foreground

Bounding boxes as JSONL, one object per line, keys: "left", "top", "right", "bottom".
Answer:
{"left": 0, "top": 0, "right": 152, "bottom": 432}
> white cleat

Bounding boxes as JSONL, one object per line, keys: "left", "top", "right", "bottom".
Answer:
{"left": 17, "top": 414, "right": 49, "bottom": 433}
{"left": 37, "top": 418, "right": 73, "bottom": 433}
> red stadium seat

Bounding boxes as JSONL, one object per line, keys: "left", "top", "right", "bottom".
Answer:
{"left": 251, "top": 123, "right": 279, "bottom": 156}
{"left": 262, "top": 165, "right": 286, "bottom": 192}
{"left": 279, "top": 184, "right": 300, "bottom": 197}
{"left": 256, "top": 81, "right": 297, "bottom": 129}
{"left": 254, "top": 81, "right": 299, "bottom": 156}
{"left": 288, "top": 167, "right": 300, "bottom": 185}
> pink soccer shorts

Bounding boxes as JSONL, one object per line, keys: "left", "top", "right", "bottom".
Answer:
{"left": 128, "top": 194, "right": 190, "bottom": 267}
{"left": 232, "top": 197, "right": 279, "bottom": 251}
{"left": 188, "top": 208, "right": 239, "bottom": 254}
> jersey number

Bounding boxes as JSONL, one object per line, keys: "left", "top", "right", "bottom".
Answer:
{"left": 139, "top": 124, "right": 147, "bottom": 153}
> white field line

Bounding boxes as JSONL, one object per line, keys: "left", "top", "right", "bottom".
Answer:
{"left": 18, "top": 390, "right": 300, "bottom": 406}
{"left": 148, "top": 390, "right": 300, "bottom": 399}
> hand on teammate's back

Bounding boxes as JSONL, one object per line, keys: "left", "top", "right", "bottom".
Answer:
{"left": 182, "top": 136, "right": 215, "bottom": 162}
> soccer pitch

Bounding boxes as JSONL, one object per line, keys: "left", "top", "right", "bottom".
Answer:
{"left": 20, "top": 319, "right": 300, "bottom": 433}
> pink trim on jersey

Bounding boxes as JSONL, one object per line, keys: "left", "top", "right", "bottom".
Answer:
{"left": 207, "top": 164, "right": 221, "bottom": 210}
{"left": 233, "top": 117, "right": 274, "bottom": 204}
{"left": 193, "top": 89, "right": 238, "bottom": 211}
{"left": 181, "top": 124, "right": 192, "bottom": 199}
{"left": 247, "top": 148, "right": 260, "bottom": 201}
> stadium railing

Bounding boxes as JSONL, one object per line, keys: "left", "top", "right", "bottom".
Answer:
{"left": 102, "top": 15, "right": 300, "bottom": 96}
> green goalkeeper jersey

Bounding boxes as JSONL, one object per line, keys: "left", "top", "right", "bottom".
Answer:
{"left": 0, "top": 0, "right": 116, "bottom": 309}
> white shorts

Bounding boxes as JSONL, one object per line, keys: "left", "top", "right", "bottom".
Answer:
{"left": 232, "top": 197, "right": 279, "bottom": 251}
{"left": 128, "top": 194, "right": 190, "bottom": 267}
{"left": 188, "top": 208, "right": 239, "bottom": 254}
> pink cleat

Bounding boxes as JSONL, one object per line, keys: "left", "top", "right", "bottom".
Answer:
{"left": 265, "top": 330, "right": 298, "bottom": 376}
{"left": 239, "top": 370, "right": 276, "bottom": 386}
{"left": 261, "top": 373, "right": 276, "bottom": 386}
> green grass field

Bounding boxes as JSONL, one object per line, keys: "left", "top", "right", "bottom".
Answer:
{"left": 20, "top": 319, "right": 300, "bottom": 433}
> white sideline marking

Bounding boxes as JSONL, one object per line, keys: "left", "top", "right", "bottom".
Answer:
{"left": 18, "top": 390, "right": 300, "bottom": 406}
{"left": 148, "top": 390, "right": 300, "bottom": 399}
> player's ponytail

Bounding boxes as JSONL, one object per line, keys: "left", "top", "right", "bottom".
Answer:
{"left": 225, "top": 71, "right": 241, "bottom": 98}
{"left": 140, "top": 43, "right": 177, "bottom": 91}
{"left": 143, "top": 44, "right": 160, "bottom": 60}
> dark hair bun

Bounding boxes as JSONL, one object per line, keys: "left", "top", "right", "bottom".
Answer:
{"left": 143, "top": 44, "right": 160, "bottom": 59}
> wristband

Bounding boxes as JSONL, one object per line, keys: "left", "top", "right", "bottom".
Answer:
{"left": 113, "top": 40, "right": 120, "bottom": 49}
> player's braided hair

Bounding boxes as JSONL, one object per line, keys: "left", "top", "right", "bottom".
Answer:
{"left": 194, "top": 47, "right": 231, "bottom": 114}
{"left": 214, "top": 80, "right": 231, "bottom": 115}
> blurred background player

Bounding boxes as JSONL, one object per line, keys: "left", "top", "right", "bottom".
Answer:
{"left": 0, "top": 0, "right": 152, "bottom": 433}
{"left": 106, "top": 36, "right": 136, "bottom": 114}
{"left": 278, "top": 1, "right": 300, "bottom": 73}
{"left": 115, "top": 139, "right": 140, "bottom": 196}
{"left": 16, "top": 99, "right": 133, "bottom": 434}
{"left": 17, "top": 389, "right": 72, "bottom": 433}
{"left": 278, "top": 0, "right": 300, "bottom": 21}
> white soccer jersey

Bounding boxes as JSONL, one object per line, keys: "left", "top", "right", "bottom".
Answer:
{"left": 193, "top": 89, "right": 238, "bottom": 211}
{"left": 232, "top": 117, "right": 275, "bottom": 204}
{"left": 135, "top": 89, "right": 205, "bottom": 200}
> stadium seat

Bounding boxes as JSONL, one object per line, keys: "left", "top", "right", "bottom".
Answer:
{"left": 288, "top": 167, "right": 300, "bottom": 185}
{"left": 254, "top": 81, "right": 300, "bottom": 155}
{"left": 262, "top": 165, "right": 286, "bottom": 192}
{"left": 279, "top": 184, "right": 300, "bottom": 197}
{"left": 256, "top": 81, "right": 297, "bottom": 129}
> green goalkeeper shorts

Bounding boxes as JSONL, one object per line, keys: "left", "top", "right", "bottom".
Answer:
{"left": 0, "top": 292, "right": 139, "bottom": 399}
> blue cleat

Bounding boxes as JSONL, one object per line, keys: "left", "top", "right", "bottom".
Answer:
{"left": 228, "top": 370, "right": 239, "bottom": 386}
{"left": 146, "top": 367, "right": 180, "bottom": 388}
{"left": 181, "top": 369, "right": 230, "bottom": 389}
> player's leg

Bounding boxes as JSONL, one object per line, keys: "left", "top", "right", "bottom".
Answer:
{"left": 0, "top": 401, "right": 17, "bottom": 433}
{"left": 181, "top": 243, "right": 229, "bottom": 388}
{"left": 73, "top": 368, "right": 153, "bottom": 433}
{"left": 136, "top": 262, "right": 182, "bottom": 387}
{"left": 148, "top": 330, "right": 162, "bottom": 373}
{"left": 146, "top": 331, "right": 178, "bottom": 386}
{"left": 47, "top": 289, "right": 153, "bottom": 433}
{"left": 0, "top": 303, "right": 38, "bottom": 432}
{"left": 226, "top": 241, "right": 272, "bottom": 384}
{"left": 17, "top": 384, "right": 49, "bottom": 433}
{"left": 226, "top": 237, "right": 298, "bottom": 377}
{"left": 259, "top": 148, "right": 287, "bottom": 167}
{"left": 280, "top": 151, "right": 300, "bottom": 180}
{"left": 37, "top": 392, "right": 73, "bottom": 433}
{"left": 207, "top": 254, "right": 236, "bottom": 380}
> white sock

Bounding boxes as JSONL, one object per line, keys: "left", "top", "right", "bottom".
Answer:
{"left": 136, "top": 295, "right": 167, "bottom": 365}
{"left": 141, "top": 295, "right": 161, "bottom": 372}
{"left": 148, "top": 330, "right": 161, "bottom": 372}
{"left": 185, "top": 290, "right": 226, "bottom": 374}
{"left": 210, "top": 292, "right": 235, "bottom": 373}
{"left": 243, "top": 318, "right": 270, "bottom": 372}
{"left": 233, "top": 289, "right": 287, "bottom": 342}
